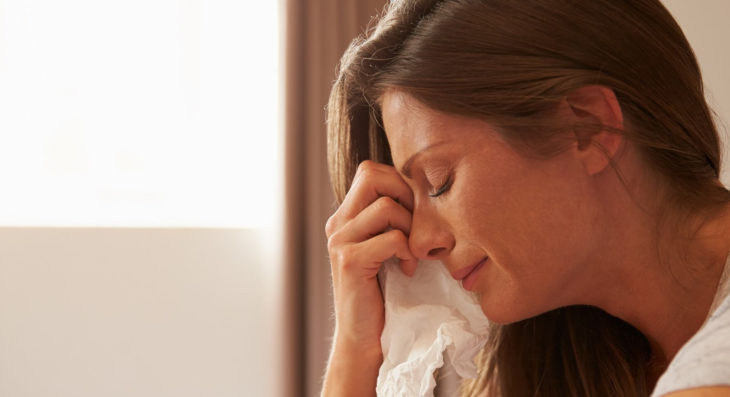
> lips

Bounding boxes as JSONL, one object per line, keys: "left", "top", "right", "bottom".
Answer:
{"left": 451, "top": 257, "right": 488, "bottom": 281}
{"left": 462, "top": 259, "right": 486, "bottom": 291}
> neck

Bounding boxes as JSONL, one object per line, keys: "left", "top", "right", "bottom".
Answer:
{"left": 581, "top": 203, "right": 730, "bottom": 366}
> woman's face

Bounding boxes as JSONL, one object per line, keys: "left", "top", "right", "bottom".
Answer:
{"left": 381, "top": 90, "right": 606, "bottom": 323}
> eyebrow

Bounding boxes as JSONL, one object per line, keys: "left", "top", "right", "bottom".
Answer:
{"left": 399, "top": 141, "right": 450, "bottom": 179}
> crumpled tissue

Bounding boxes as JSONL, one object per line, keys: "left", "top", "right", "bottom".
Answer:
{"left": 376, "top": 258, "right": 490, "bottom": 397}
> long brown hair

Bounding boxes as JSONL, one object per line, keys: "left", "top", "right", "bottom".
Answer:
{"left": 326, "top": 0, "right": 730, "bottom": 396}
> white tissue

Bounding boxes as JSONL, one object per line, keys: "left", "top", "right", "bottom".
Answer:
{"left": 376, "top": 258, "right": 490, "bottom": 397}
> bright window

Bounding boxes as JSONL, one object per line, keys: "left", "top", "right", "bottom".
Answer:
{"left": 0, "top": 0, "right": 280, "bottom": 228}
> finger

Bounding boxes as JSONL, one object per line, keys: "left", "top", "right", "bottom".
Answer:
{"left": 326, "top": 161, "right": 413, "bottom": 237}
{"left": 336, "top": 229, "right": 416, "bottom": 280}
{"left": 340, "top": 161, "right": 414, "bottom": 219}
{"left": 371, "top": 229, "right": 417, "bottom": 277}
{"left": 337, "top": 196, "right": 412, "bottom": 243}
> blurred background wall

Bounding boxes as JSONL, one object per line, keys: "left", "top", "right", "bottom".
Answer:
{"left": 0, "top": 1, "right": 727, "bottom": 397}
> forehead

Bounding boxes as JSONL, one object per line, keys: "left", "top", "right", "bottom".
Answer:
{"left": 380, "top": 90, "right": 498, "bottom": 166}
{"left": 381, "top": 90, "right": 439, "bottom": 143}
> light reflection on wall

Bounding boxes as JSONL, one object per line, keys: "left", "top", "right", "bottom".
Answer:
{"left": 0, "top": 0, "right": 280, "bottom": 228}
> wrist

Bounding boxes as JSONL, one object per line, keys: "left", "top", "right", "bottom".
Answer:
{"left": 332, "top": 338, "right": 383, "bottom": 364}
{"left": 333, "top": 328, "right": 383, "bottom": 356}
{"left": 321, "top": 340, "right": 383, "bottom": 397}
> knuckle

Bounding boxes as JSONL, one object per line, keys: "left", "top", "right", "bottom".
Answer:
{"left": 325, "top": 214, "right": 337, "bottom": 237}
{"left": 326, "top": 229, "right": 344, "bottom": 253}
{"left": 374, "top": 196, "right": 397, "bottom": 212}
{"left": 335, "top": 245, "right": 357, "bottom": 271}
{"left": 357, "top": 160, "right": 376, "bottom": 173}
{"left": 386, "top": 228, "right": 407, "bottom": 245}
{"left": 356, "top": 160, "right": 378, "bottom": 181}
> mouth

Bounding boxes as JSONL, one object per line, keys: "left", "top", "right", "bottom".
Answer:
{"left": 451, "top": 257, "right": 488, "bottom": 291}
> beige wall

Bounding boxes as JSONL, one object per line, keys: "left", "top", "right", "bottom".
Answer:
{"left": 662, "top": 0, "right": 730, "bottom": 183}
{"left": 0, "top": 228, "right": 284, "bottom": 397}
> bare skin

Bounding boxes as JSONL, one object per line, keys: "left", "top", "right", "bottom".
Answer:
{"left": 322, "top": 160, "right": 416, "bottom": 397}
{"left": 321, "top": 86, "right": 730, "bottom": 396}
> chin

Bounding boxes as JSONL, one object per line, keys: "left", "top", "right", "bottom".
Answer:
{"left": 480, "top": 309, "right": 525, "bottom": 325}
{"left": 477, "top": 294, "right": 545, "bottom": 325}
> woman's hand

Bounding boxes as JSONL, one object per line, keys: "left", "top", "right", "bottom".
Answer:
{"left": 321, "top": 160, "right": 416, "bottom": 396}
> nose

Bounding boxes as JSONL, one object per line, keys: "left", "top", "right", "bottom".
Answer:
{"left": 408, "top": 206, "right": 455, "bottom": 260}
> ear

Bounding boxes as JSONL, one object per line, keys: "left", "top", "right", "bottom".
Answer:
{"left": 564, "top": 85, "right": 625, "bottom": 176}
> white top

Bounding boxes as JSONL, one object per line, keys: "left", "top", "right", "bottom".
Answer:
{"left": 651, "top": 252, "right": 730, "bottom": 396}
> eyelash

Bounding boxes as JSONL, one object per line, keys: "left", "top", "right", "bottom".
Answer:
{"left": 429, "top": 176, "right": 453, "bottom": 198}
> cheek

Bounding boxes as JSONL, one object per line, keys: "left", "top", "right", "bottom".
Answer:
{"left": 445, "top": 154, "right": 601, "bottom": 320}
{"left": 454, "top": 161, "right": 596, "bottom": 278}
{"left": 446, "top": 165, "right": 536, "bottom": 265}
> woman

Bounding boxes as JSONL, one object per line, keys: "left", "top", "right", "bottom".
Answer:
{"left": 321, "top": 0, "right": 730, "bottom": 396}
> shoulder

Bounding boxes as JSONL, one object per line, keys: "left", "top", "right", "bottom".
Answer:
{"left": 659, "top": 386, "right": 730, "bottom": 397}
{"left": 651, "top": 294, "right": 730, "bottom": 396}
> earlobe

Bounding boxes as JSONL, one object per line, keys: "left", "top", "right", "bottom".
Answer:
{"left": 565, "top": 85, "right": 625, "bottom": 175}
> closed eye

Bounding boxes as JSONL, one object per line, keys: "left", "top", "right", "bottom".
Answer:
{"left": 429, "top": 176, "right": 452, "bottom": 198}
